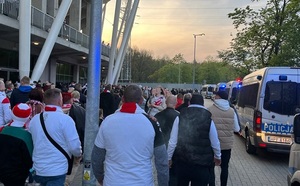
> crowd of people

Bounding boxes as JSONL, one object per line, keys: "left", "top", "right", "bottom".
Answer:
{"left": 0, "top": 76, "right": 240, "bottom": 186}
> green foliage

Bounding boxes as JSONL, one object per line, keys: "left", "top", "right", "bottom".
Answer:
{"left": 130, "top": 48, "right": 240, "bottom": 83}
{"left": 197, "top": 59, "right": 240, "bottom": 84}
{"left": 219, "top": 0, "right": 300, "bottom": 70}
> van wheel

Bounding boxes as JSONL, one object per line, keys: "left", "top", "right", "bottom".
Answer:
{"left": 246, "top": 134, "right": 256, "bottom": 154}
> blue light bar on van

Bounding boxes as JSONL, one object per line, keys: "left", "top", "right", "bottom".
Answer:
{"left": 279, "top": 75, "right": 288, "bottom": 81}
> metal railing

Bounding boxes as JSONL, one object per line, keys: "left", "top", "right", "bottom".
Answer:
{"left": 0, "top": 0, "right": 111, "bottom": 57}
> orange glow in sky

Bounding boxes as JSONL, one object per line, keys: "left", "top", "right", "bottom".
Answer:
{"left": 102, "top": 0, "right": 267, "bottom": 62}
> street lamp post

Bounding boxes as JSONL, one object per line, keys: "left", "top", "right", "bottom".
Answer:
{"left": 192, "top": 33, "right": 205, "bottom": 91}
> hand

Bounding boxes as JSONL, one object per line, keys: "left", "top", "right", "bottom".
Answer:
{"left": 214, "top": 158, "right": 221, "bottom": 166}
{"left": 169, "top": 160, "right": 172, "bottom": 168}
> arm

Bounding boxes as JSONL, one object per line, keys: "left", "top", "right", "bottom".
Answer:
{"left": 145, "top": 113, "right": 169, "bottom": 185}
{"left": 2, "top": 97, "right": 12, "bottom": 123}
{"left": 167, "top": 117, "right": 179, "bottom": 160}
{"left": 154, "top": 145, "right": 169, "bottom": 186}
{"left": 64, "top": 117, "right": 82, "bottom": 157}
{"left": 91, "top": 145, "right": 106, "bottom": 185}
{"left": 209, "top": 120, "right": 221, "bottom": 160}
{"left": 233, "top": 112, "right": 240, "bottom": 132}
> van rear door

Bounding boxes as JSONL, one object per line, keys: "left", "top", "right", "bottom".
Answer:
{"left": 259, "top": 69, "right": 300, "bottom": 146}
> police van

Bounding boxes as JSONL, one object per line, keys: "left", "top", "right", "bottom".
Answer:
{"left": 225, "top": 80, "right": 242, "bottom": 104}
{"left": 236, "top": 67, "right": 300, "bottom": 154}
{"left": 201, "top": 84, "right": 216, "bottom": 99}
{"left": 215, "top": 82, "right": 227, "bottom": 92}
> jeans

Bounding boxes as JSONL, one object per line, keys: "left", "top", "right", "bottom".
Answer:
{"left": 177, "top": 160, "right": 210, "bottom": 186}
{"left": 34, "top": 174, "right": 66, "bottom": 186}
{"left": 209, "top": 149, "right": 232, "bottom": 186}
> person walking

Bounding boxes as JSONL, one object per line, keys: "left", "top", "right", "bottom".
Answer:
{"left": 0, "top": 103, "right": 33, "bottom": 186}
{"left": 10, "top": 76, "right": 33, "bottom": 108}
{"left": 91, "top": 84, "right": 169, "bottom": 186}
{"left": 168, "top": 94, "right": 221, "bottom": 186}
{"left": 0, "top": 80, "right": 12, "bottom": 127}
{"left": 208, "top": 90, "right": 240, "bottom": 186}
{"left": 147, "top": 87, "right": 166, "bottom": 117}
{"left": 100, "top": 84, "right": 115, "bottom": 118}
{"left": 28, "top": 88, "right": 82, "bottom": 185}
{"left": 175, "top": 93, "right": 191, "bottom": 112}
{"left": 154, "top": 95, "right": 180, "bottom": 186}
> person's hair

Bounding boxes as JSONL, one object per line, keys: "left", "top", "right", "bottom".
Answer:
{"left": 123, "top": 84, "right": 142, "bottom": 103}
{"left": 29, "top": 88, "right": 44, "bottom": 102}
{"left": 74, "top": 83, "right": 82, "bottom": 91}
{"left": 177, "top": 93, "right": 183, "bottom": 99}
{"left": 183, "top": 93, "right": 192, "bottom": 103}
{"left": 0, "top": 80, "right": 5, "bottom": 91}
{"left": 21, "top": 76, "right": 30, "bottom": 85}
{"left": 6, "top": 82, "right": 14, "bottom": 89}
{"left": 71, "top": 90, "right": 80, "bottom": 99}
{"left": 44, "top": 88, "right": 62, "bottom": 105}
{"left": 105, "top": 84, "right": 112, "bottom": 91}
{"left": 190, "top": 94, "right": 204, "bottom": 106}
{"left": 166, "top": 95, "right": 177, "bottom": 108}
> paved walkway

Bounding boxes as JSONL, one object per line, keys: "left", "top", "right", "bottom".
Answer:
{"left": 70, "top": 134, "right": 289, "bottom": 186}
{"left": 0, "top": 134, "right": 288, "bottom": 185}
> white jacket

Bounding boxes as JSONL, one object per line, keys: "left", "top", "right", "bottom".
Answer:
{"left": 0, "top": 91, "right": 12, "bottom": 126}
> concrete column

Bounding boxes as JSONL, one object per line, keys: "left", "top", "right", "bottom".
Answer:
{"left": 111, "top": 0, "right": 139, "bottom": 84}
{"left": 107, "top": 0, "right": 121, "bottom": 84}
{"left": 49, "top": 59, "right": 57, "bottom": 84}
{"left": 69, "top": 0, "right": 81, "bottom": 30}
{"left": 74, "top": 64, "right": 79, "bottom": 83}
{"left": 19, "top": 0, "right": 31, "bottom": 79}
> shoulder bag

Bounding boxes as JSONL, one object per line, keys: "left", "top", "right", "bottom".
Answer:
{"left": 39, "top": 113, "right": 73, "bottom": 175}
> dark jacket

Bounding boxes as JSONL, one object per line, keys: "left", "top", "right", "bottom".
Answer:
{"left": 69, "top": 103, "right": 86, "bottom": 150}
{"left": 10, "top": 85, "right": 32, "bottom": 108}
{"left": 176, "top": 107, "right": 213, "bottom": 167}
{"left": 176, "top": 102, "right": 189, "bottom": 112}
{"left": 154, "top": 107, "right": 179, "bottom": 147}
{"left": 0, "top": 128, "right": 33, "bottom": 184}
{"left": 100, "top": 91, "right": 115, "bottom": 118}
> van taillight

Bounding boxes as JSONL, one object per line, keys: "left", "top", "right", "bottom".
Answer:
{"left": 254, "top": 110, "right": 262, "bottom": 132}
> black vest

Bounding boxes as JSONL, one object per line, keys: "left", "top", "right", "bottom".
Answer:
{"left": 176, "top": 107, "right": 214, "bottom": 166}
{"left": 155, "top": 108, "right": 180, "bottom": 147}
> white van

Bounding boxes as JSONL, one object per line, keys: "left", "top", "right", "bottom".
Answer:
{"left": 201, "top": 84, "right": 216, "bottom": 99}
{"left": 236, "top": 67, "right": 299, "bottom": 154}
{"left": 215, "top": 82, "right": 227, "bottom": 92}
{"left": 226, "top": 80, "right": 242, "bottom": 104}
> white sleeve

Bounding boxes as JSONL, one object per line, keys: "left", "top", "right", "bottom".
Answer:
{"left": 2, "top": 98, "right": 12, "bottom": 124}
{"left": 209, "top": 120, "right": 221, "bottom": 159}
{"left": 94, "top": 122, "right": 105, "bottom": 148}
{"left": 63, "top": 117, "right": 82, "bottom": 157}
{"left": 233, "top": 112, "right": 240, "bottom": 132}
{"left": 167, "top": 116, "right": 179, "bottom": 160}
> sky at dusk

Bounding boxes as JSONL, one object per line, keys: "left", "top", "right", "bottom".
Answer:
{"left": 102, "top": 0, "right": 268, "bottom": 62}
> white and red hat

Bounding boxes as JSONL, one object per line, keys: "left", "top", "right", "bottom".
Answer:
{"left": 12, "top": 103, "right": 31, "bottom": 122}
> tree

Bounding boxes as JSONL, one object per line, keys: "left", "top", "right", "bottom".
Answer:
{"left": 219, "top": 0, "right": 300, "bottom": 70}
{"left": 197, "top": 58, "right": 240, "bottom": 84}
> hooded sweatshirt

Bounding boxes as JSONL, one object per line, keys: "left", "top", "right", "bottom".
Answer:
{"left": 10, "top": 85, "right": 33, "bottom": 108}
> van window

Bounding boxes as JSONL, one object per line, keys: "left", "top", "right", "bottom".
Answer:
{"left": 208, "top": 87, "right": 214, "bottom": 92}
{"left": 237, "top": 83, "right": 259, "bottom": 108}
{"left": 263, "top": 81, "right": 299, "bottom": 115}
{"left": 230, "top": 87, "right": 240, "bottom": 104}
